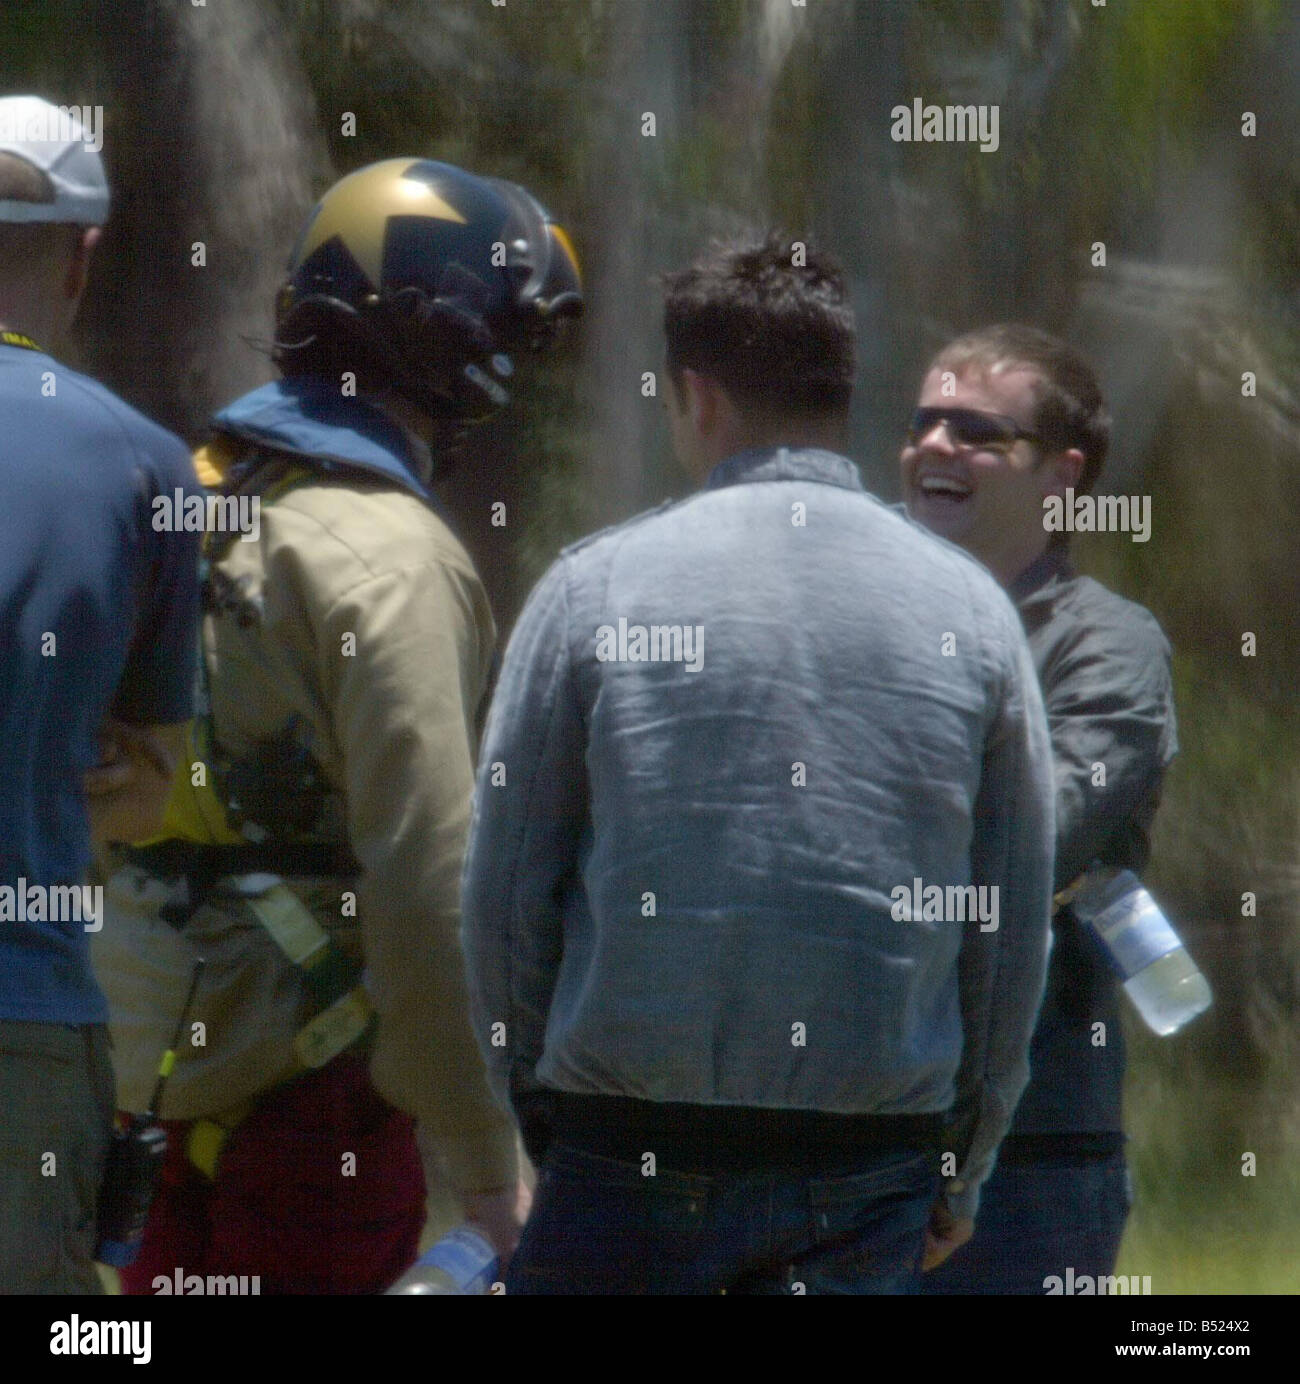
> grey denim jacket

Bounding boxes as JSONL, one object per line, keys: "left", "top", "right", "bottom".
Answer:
{"left": 462, "top": 447, "right": 1055, "bottom": 1218}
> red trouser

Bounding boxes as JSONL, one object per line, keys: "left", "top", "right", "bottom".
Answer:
{"left": 120, "top": 1052, "right": 425, "bottom": 1295}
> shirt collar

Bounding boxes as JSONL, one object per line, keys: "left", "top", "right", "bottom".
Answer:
{"left": 1009, "top": 545, "right": 1074, "bottom": 604}
{"left": 703, "top": 446, "right": 865, "bottom": 494}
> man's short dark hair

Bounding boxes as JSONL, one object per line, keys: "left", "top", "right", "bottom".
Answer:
{"left": 0, "top": 152, "right": 81, "bottom": 288}
{"left": 662, "top": 232, "right": 856, "bottom": 424}
{"left": 930, "top": 324, "right": 1111, "bottom": 495}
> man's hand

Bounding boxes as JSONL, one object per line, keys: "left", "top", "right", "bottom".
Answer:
{"left": 462, "top": 1179, "right": 532, "bottom": 1274}
{"left": 922, "top": 1197, "right": 975, "bottom": 1271}
{"left": 85, "top": 719, "right": 185, "bottom": 848}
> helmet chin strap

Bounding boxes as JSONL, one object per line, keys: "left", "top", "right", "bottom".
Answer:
{"left": 423, "top": 420, "right": 475, "bottom": 483}
{"left": 275, "top": 291, "right": 514, "bottom": 423}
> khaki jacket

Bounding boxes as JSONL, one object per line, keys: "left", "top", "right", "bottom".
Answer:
{"left": 98, "top": 455, "right": 517, "bottom": 1193}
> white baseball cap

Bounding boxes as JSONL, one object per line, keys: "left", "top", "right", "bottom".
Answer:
{"left": 0, "top": 95, "right": 109, "bottom": 225}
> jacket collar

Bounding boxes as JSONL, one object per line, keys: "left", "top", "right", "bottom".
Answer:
{"left": 1009, "top": 545, "right": 1075, "bottom": 607}
{"left": 704, "top": 446, "right": 865, "bottom": 494}
{"left": 212, "top": 377, "right": 433, "bottom": 503}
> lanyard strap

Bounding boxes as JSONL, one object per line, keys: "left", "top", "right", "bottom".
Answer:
{"left": 0, "top": 330, "right": 41, "bottom": 352}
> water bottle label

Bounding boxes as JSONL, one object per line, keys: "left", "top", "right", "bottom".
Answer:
{"left": 417, "top": 1228, "right": 498, "bottom": 1294}
{"left": 1090, "top": 889, "right": 1180, "bottom": 978}
{"left": 96, "top": 1238, "right": 139, "bottom": 1269}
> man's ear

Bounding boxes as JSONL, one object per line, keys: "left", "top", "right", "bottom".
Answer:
{"left": 1041, "top": 446, "right": 1085, "bottom": 496}
{"left": 680, "top": 366, "right": 722, "bottom": 436}
{"left": 63, "top": 225, "right": 101, "bottom": 302}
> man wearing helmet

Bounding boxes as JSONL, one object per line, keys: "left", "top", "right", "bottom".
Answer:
{"left": 94, "top": 158, "right": 581, "bottom": 1294}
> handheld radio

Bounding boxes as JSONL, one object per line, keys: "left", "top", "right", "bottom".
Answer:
{"left": 95, "top": 957, "right": 206, "bottom": 1268}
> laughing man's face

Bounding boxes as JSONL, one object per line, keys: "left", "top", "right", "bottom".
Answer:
{"left": 900, "top": 363, "right": 1065, "bottom": 586}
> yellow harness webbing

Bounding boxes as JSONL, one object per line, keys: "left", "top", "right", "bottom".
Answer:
{"left": 154, "top": 439, "right": 374, "bottom": 1178}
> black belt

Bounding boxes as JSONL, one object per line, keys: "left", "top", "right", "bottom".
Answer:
{"left": 536, "top": 1090, "right": 944, "bottom": 1172}
{"left": 995, "top": 1131, "right": 1125, "bottom": 1166}
{"left": 123, "top": 838, "right": 360, "bottom": 882}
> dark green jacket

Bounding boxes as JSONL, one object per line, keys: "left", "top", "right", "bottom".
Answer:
{"left": 1007, "top": 547, "right": 1178, "bottom": 1138}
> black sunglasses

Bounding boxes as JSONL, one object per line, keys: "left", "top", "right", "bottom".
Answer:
{"left": 908, "top": 407, "right": 1042, "bottom": 450}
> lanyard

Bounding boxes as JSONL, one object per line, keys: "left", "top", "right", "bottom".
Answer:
{"left": 0, "top": 330, "right": 41, "bottom": 352}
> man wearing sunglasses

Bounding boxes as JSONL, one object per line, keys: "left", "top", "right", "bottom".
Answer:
{"left": 902, "top": 324, "right": 1178, "bottom": 1294}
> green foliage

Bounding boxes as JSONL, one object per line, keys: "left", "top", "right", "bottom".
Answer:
{"left": 1047, "top": 0, "right": 1284, "bottom": 222}
{"left": 762, "top": 36, "right": 819, "bottom": 234}
{"left": 280, "top": 0, "right": 599, "bottom": 201}
{"left": 1081, "top": 0, "right": 1277, "bottom": 147}
{"left": 0, "top": 0, "right": 103, "bottom": 94}
{"left": 509, "top": 340, "right": 596, "bottom": 593}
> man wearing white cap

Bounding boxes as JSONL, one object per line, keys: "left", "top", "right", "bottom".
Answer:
{"left": 0, "top": 95, "right": 202, "bottom": 1292}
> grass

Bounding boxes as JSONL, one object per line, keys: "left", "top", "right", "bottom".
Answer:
{"left": 1117, "top": 1015, "right": 1300, "bottom": 1294}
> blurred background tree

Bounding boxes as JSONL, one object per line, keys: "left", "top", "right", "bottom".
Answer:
{"left": 2, "top": 0, "right": 1295, "bottom": 1289}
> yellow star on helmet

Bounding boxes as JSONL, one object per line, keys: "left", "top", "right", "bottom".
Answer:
{"left": 295, "top": 158, "right": 468, "bottom": 292}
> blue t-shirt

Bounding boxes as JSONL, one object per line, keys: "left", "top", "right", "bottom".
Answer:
{"left": 0, "top": 340, "right": 201, "bottom": 1023}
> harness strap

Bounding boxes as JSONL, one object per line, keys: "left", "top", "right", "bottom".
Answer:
{"left": 163, "top": 448, "right": 371, "bottom": 1177}
{"left": 125, "top": 839, "right": 360, "bottom": 882}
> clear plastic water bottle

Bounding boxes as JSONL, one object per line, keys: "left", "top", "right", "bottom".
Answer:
{"left": 386, "top": 1225, "right": 499, "bottom": 1295}
{"left": 1071, "top": 866, "right": 1212, "bottom": 1036}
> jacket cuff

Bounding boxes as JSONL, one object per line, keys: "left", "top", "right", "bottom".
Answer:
{"left": 943, "top": 1176, "right": 982, "bottom": 1221}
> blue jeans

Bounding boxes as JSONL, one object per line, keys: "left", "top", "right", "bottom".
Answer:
{"left": 506, "top": 1141, "right": 939, "bottom": 1295}
{"left": 921, "top": 1150, "right": 1131, "bottom": 1294}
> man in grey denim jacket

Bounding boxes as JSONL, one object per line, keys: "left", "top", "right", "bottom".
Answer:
{"left": 462, "top": 234, "right": 1055, "bottom": 1294}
